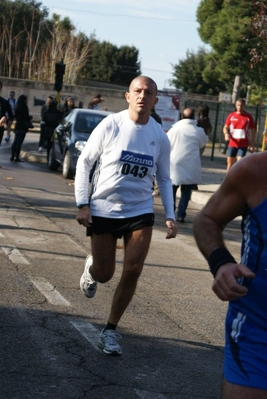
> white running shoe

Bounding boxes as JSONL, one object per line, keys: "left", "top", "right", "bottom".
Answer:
{"left": 80, "top": 255, "right": 97, "bottom": 298}
{"left": 98, "top": 329, "right": 122, "bottom": 355}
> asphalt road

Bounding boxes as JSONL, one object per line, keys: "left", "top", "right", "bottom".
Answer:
{"left": 0, "top": 134, "right": 243, "bottom": 399}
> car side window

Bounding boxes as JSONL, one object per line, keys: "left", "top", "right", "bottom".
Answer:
{"left": 76, "top": 117, "right": 88, "bottom": 132}
{"left": 87, "top": 115, "right": 105, "bottom": 131}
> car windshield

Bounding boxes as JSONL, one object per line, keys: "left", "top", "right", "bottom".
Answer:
{"left": 75, "top": 114, "right": 106, "bottom": 134}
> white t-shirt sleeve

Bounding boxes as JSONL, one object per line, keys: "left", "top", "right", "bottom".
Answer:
{"left": 74, "top": 115, "right": 113, "bottom": 205}
{"left": 155, "top": 134, "right": 175, "bottom": 220}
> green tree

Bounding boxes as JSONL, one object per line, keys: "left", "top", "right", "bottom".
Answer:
{"left": 196, "top": 0, "right": 257, "bottom": 100}
{"left": 0, "top": 0, "right": 141, "bottom": 86}
{"left": 171, "top": 47, "right": 225, "bottom": 95}
{"left": 0, "top": 0, "right": 49, "bottom": 78}
{"left": 245, "top": 1, "right": 267, "bottom": 104}
{"left": 79, "top": 40, "right": 141, "bottom": 86}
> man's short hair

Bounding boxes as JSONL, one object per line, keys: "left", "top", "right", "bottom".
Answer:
{"left": 10, "top": 91, "right": 15, "bottom": 95}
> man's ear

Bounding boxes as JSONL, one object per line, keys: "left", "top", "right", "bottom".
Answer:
{"left": 125, "top": 92, "right": 130, "bottom": 104}
{"left": 154, "top": 97, "right": 159, "bottom": 106}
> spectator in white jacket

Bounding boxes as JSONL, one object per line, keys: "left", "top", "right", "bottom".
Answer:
{"left": 167, "top": 107, "right": 208, "bottom": 223}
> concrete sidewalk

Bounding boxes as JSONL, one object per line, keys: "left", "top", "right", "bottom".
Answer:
{"left": 20, "top": 141, "right": 227, "bottom": 206}
{"left": 191, "top": 145, "right": 227, "bottom": 205}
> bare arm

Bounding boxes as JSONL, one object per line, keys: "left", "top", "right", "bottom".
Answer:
{"left": 0, "top": 116, "right": 6, "bottom": 126}
{"left": 249, "top": 127, "right": 256, "bottom": 152}
{"left": 76, "top": 206, "right": 92, "bottom": 227}
{"left": 223, "top": 124, "right": 230, "bottom": 141}
{"left": 193, "top": 161, "right": 255, "bottom": 300}
{"left": 165, "top": 219, "right": 177, "bottom": 239}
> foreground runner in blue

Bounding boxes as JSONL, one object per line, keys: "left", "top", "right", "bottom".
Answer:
{"left": 75, "top": 76, "right": 177, "bottom": 356}
{"left": 193, "top": 151, "right": 267, "bottom": 398}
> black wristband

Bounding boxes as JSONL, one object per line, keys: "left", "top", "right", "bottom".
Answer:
{"left": 208, "top": 247, "right": 237, "bottom": 277}
{"left": 77, "top": 204, "right": 88, "bottom": 209}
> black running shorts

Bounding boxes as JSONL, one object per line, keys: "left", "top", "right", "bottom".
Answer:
{"left": 86, "top": 213, "right": 154, "bottom": 238}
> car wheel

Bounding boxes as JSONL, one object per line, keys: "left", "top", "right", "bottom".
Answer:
{"left": 48, "top": 145, "right": 60, "bottom": 171}
{"left": 62, "top": 150, "right": 75, "bottom": 179}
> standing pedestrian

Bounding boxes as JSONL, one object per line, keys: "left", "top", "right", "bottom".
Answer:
{"left": 88, "top": 94, "right": 104, "bottom": 110}
{"left": 167, "top": 107, "right": 208, "bottom": 223}
{"left": 43, "top": 100, "right": 63, "bottom": 162}
{"left": 150, "top": 106, "right": 162, "bottom": 196}
{"left": 4, "top": 90, "right": 16, "bottom": 143}
{"left": 0, "top": 81, "right": 13, "bottom": 146}
{"left": 10, "top": 95, "right": 33, "bottom": 162}
{"left": 196, "top": 104, "right": 212, "bottom": 137}
{"left": 75, "top": 75, "right": 177, "bottom": 355}
{"left": 39, "top": 96, "right": 53, "bottom": 152}
{"left": 62, "top": 97, "right": 75, "bottom": 117}
{"left": 196, "top": 104, "right": 212, "bottom": 156}
{"left": 223, "top": 98, "right": 255, "bottom": 172}
{"left": 193, "top": 151, "right": 267, "bottom": 399}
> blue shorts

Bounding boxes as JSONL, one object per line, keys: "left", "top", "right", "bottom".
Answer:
{"left": 227, "top": 146, "right": 247, "bottom": 157}
{"left": 224, "top": 308, "right": 267, "bottom": 389}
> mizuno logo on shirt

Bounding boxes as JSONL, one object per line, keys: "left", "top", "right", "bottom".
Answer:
{"left": 120, "top": 150, "right": 154, "bottom": 166}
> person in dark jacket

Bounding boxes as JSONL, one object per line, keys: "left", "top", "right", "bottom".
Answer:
{"left": 196, "top": 104, "right": 212, "bottom": 162}
{"left": 43, "top": 100, "right": 63, "bottom": 162}
{"left": 62, "top": 97, "right": 75, "bottom": 118}
{"left": 10, "top": 95, "right": 32, "bottom": 162}
{"left": 0, "top": 81, "right": 14, "bottom": 146}
{"left": 150, "top": 106, "right": 162, "bottom": 125}
{"left": 39, "top": 95, "right": 53, "bottom": 152}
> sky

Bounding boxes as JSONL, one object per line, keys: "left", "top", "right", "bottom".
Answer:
{"left": 39, "top": 0, "right": 208, "bottom": 90}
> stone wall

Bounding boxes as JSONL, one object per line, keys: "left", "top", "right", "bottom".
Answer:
{"left": 0, "top": 76, "right": 219, "bottom": 122}
{"left": 0, "top": 77, "right": 129, "bottom": 121}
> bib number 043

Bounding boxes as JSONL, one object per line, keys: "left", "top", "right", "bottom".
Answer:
{"left": 121, "top": 163, "right": 148, "bottom": 178}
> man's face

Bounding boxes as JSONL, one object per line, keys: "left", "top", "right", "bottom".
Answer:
{"left": 47, "top": 97, "right": 52, "bottom": 105}
{"left": 235, "top": 101, "right": 245, "bottom": 114}
{"left": 10, "top": 92, "right": 15, "bottom": 99}
{"left": 125, "top": 77, "right": 158, "bottom": 116}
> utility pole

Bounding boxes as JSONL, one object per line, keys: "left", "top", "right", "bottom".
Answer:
{"left": 54, "top": 59, "right": 65, "bottom": 105}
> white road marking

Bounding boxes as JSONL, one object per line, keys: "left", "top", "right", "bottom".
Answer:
{"left": 0, "top": 232, "right": 5, "bottom": 237}
{"left": 30, "top": 277, "right": 71, "bottom": 307}
{"left": 1, "top": 245, "right": 30, "bottom": 264}
{"left": 70, "top": 321, "right": 100, "bottom": 350}
{"left": 135, "top": 389, "right": 166, "bottom": 399}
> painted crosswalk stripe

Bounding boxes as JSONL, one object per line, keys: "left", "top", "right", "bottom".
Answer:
{"left": 70, "top": 321, "right": 100, "bottom": 350}
{"left": 1, "top": 245, "right": 30, "bottom": 264}
{"left": 135, "top": 389, "right": 166, "bottom": 399}
{"left": 30, "top": 277, "right": 71, "bottom": 307}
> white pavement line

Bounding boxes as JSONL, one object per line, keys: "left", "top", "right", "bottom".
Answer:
{"left": 0, "top": 232, "right": 5, "bottom": 237}
{"left": 135, "top": 389, "right": 166, "bottom": 399}
{"left": 30, "top": 277, "right": 71, "bottom": 307}
{"left": 70, "top": 321, "right": 100, "bottom": 351}
{"left": 1, "top": 245, "right": 30, "bottom": 264}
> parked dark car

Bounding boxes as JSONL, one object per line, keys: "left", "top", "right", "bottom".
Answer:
{"left": 48, "top": 108, "right": 112, "bottom": 179}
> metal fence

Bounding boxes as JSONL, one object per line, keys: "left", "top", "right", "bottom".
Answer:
{"left": 185, "top": 99, "right": 266, "bottom": 159}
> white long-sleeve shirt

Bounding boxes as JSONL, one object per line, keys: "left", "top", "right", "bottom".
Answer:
{"left": 75, "top": 110, "right": 175, "bottom": 220}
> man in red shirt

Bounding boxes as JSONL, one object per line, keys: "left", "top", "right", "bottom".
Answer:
{"left": 223, "top": 98, "right": 255, "bottom": 171}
